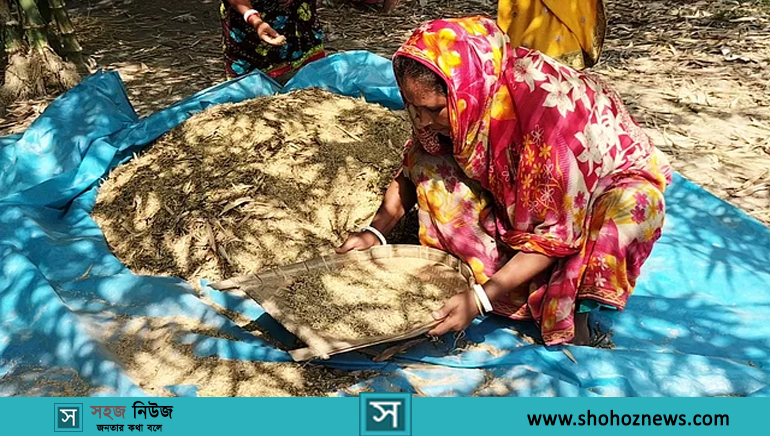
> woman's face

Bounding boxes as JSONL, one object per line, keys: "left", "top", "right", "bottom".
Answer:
{"left": 401, "top": 76, "right": 451, "bottom": 138}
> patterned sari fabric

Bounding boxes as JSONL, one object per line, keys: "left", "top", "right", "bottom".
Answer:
{"left": 220, "top": 0, "right": 325, "bottom": 79}
{"left": 396, "top": 17, "right": 672, "bottom": 345}
{"left": 497, "top": 0, "right": 606, "bottom": 70}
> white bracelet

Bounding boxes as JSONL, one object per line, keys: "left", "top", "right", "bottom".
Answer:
{"left": 360, "top": 226, "right": 387, "bottom": 246}
{"left": 243, "top": 9, "right": 260, "bottom": 23}
{"left": 473, "top": 284, "right": 494, "bottom": 315}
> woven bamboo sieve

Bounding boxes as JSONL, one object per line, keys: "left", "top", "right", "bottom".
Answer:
{"left": 211, "top": 245, "right": 476, "bottom": 361}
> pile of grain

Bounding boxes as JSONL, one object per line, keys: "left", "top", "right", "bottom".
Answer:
{"left": 272, "top": 258, "right": 468, "bottom": 341}
{"left": 93, "top": 88, "right": 413, "bottom": 282}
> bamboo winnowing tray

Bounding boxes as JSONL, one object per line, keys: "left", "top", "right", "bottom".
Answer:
{"left": 211, "top": 245, "right": 475, "bottom": 361}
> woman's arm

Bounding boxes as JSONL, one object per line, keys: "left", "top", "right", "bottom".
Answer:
{"left": 370, "top": 169, "right": 417, "bottom": 236}
{"left": 482, "top": 251, "right": 555, "bottom": 301}
{"left": 225, "top": 0, "right": 286, "bottom": 45}
{"left": 226, "top": 0, "right": 257, "bottom": 15}
{"left": 428, "top": 251, "right": 555, "bottom": 336}
{"left": 337, "top": 169, "right": 417, "bottom": 252}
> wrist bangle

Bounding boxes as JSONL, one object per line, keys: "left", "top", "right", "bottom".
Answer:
{"left": 472, "top": 291, "right": 484, "bottom": 317}
{"left": 243, "top": 9, "right": 261, "bottom": 23}
{"left": 360, "top": 225, "right": 387, "bottom": 246}
{"left": 473, "top": 284, "right": 494, "bottom": 314}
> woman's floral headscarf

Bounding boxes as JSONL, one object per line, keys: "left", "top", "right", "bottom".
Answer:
{"left": 395, "top": 17, "right": 516, "bottom": 180}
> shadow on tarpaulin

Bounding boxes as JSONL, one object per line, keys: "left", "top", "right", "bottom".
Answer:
{"left": 1, "top": 51, "right": 769, "bottom": 397}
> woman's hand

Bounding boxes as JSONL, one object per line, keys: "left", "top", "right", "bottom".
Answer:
{"left": 336, "top": 231, "right": 381, "bottom": 254}
{"left": 427, "top": 290, "right": 480, "bottom": 337}
{"left": 248, "top": 16, "right": 286, "bottom": 46}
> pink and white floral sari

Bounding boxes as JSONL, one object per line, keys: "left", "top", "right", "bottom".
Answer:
{"left": 395, "top": 16, "right": 671, "bottom": 345}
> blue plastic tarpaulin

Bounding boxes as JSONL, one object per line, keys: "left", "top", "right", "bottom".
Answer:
{"left": 1, "top": 51, "right": 769, "bottom": 397}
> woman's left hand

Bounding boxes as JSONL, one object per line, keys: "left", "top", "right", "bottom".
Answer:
{"left": 256, "top": 21, "right": 287, "bottom": 46}
{"left": 427, "top": 290, "right": 480, "bottom": 337}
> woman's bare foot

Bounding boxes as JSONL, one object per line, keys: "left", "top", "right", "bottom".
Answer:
{"left": 572, "top": 312, "right": 590, "bottom": 346}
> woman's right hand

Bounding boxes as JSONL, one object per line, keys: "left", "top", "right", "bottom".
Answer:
{"left": 248, "top": 16, "right": 286, "bottom": 46}
{"left": 336, "top": 231, "right": 381, "bottom": 254}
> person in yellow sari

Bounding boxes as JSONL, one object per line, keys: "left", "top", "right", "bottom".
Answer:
{"left": 497, "top": 0, "right": 606, "bottom": 69}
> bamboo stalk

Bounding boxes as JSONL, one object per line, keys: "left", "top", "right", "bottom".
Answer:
{"left": 18, "top": 0, "right": 50, "bottom": 51}
{"left": 46, "top": 0, "right": 81, "bottom": 58}
{"left": 45, "top": 0, "right": 84, "bottom": 70}
{"left": 34, "top": 0, "right": 63, "bottom": 54}
{"left": 34, "top": 0, "right": 48, "bottom": 21}
{"left": 0, "top": 0, "right": 26, "bottom": 54}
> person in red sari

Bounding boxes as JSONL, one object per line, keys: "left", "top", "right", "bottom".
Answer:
{"left": 338, "top": 16, "right": 671, "bottom": 346}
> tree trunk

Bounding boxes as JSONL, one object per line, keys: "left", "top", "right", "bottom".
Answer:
{"left": 1, "top": 0, "right": 45, "bottom": 102}
{"left": 0, "top": 0, "right": 84, "bottom": 108}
